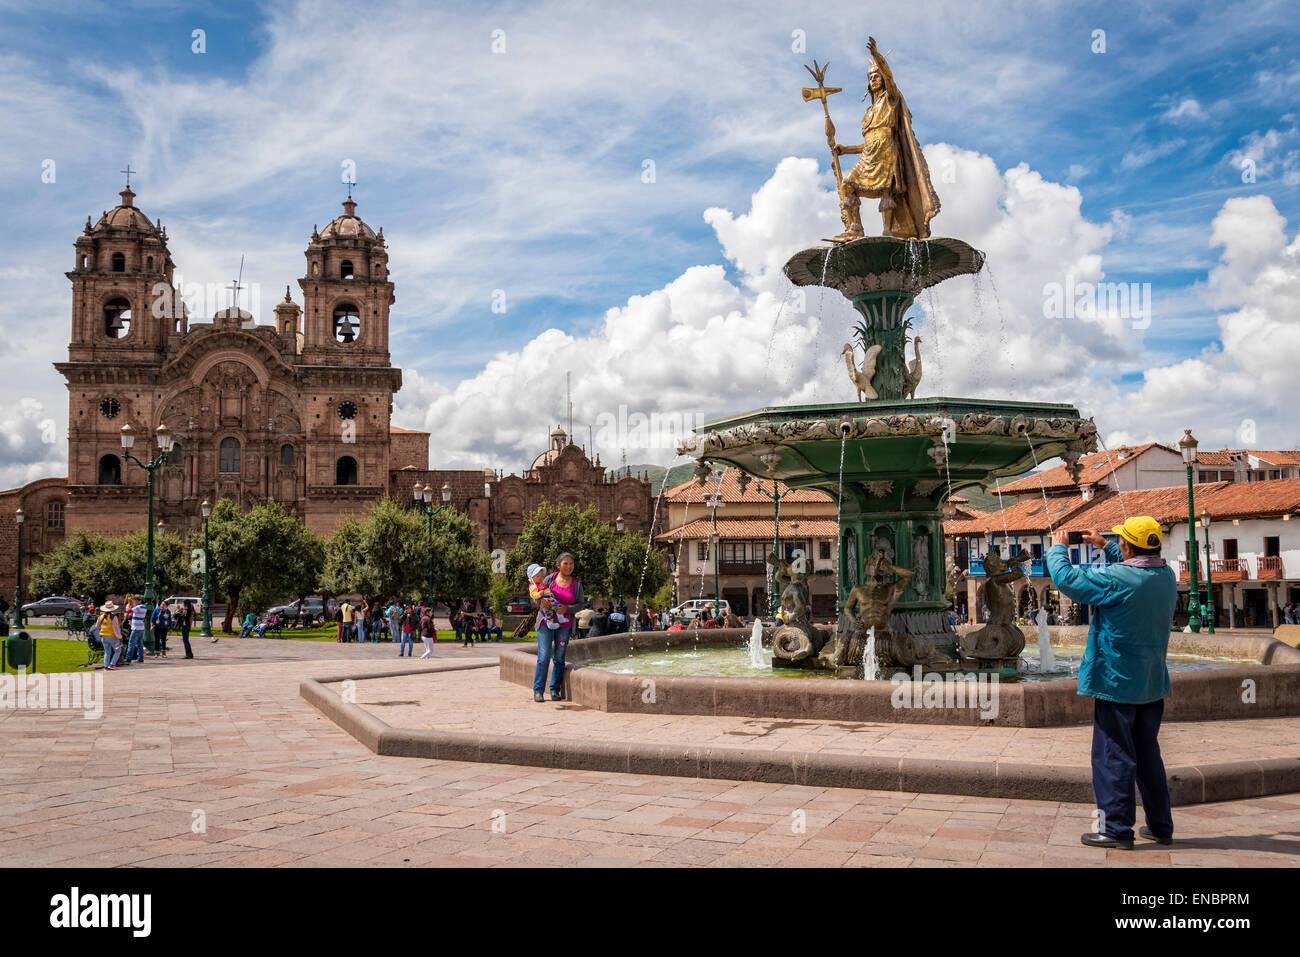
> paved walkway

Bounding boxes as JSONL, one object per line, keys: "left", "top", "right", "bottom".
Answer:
{"left": 344, "top": 669, "right": 1300, "bottom": 766}
{"left": 0, "top": 637, "right": 1297, "bottom": 867}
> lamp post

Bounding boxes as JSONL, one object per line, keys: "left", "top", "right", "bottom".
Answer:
{"left": 120, "top": 423, "right": 174, "bottom": 610}
{"left": 1178, "top": 429, "right": 1202, "bottom": 633}
{"left": 615, "top": 513, "right": 627, "bottom": 616}
{"left": 755, "top": 479, "right": 793, "bottom": 616}
{"left": 12, "top": 508, "right": 23, "bottom": 628}
{"left": 413, "top": 482, "right": 452, "bottom": 608}
{"left": 1200, "top": 508, "right": 1215, "bottom": 634}
{"left": 200, "top": 499, "right": 213, "bottom": 639}
{"left": 702, "top": 470, "right": 725, "bottom": 615}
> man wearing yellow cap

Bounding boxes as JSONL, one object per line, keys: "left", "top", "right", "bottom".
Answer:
{"left": 1048, "top": 516, "right": 1178, "bottom": 850}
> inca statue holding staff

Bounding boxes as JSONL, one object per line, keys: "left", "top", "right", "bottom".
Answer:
{"left": 803, "top": 36, "right": 940, "bottom": 243}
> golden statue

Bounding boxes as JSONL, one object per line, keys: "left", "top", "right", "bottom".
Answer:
{"left": 803, "top": 37, "right": 940, "bottom": 243}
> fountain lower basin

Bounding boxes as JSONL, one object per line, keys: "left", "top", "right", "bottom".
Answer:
{"left": 498, "top": 627, "right": 1300, "bottom": 727}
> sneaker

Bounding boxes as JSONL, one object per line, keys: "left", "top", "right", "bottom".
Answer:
{"left": 1080, "top": 832, "right": 1133, "bottom": 849}
{"left": 551, "top": 689, "right": 565, "bottom": 701}
{"left": 1138, "top": 826, "right": 1173, "bottom": 845}
{"left": 533, "top": 693, "right": 544, "bottom": 702}
{"left": 106, "top": 665, "right": 118, "bottom": 671}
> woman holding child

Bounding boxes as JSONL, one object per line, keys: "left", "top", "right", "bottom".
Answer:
{"left": 529, "top": 553, "right": 585, "bottom": 703}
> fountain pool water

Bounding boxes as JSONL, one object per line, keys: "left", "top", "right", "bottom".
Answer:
{"left": 584, "top": 641, "right": 1257, "bottom": 683}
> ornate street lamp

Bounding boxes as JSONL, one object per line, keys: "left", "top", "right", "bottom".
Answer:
{"left": 1178, "top": 429, "right": 1202, "bottom": 633}
{"left": 12, "top": 508, "right": 23, "bottom": 628}
{"left": 120, "top": 422, "right": 173, "bottom": 612}
{"left": 413, "top": 482, "right": 453, "bottom": 608}
{"left": 1200, "top": 507, "right": 1215, "bottom": 634}
{"left": 703, "top": 469, "right": 725, "bottom": 615}
{"left": 200, "top": 499, "right": 213, "bottom": 639}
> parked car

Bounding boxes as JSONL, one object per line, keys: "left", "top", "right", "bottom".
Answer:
{"left": 265, "top": 597, "right": 326, "bottom": 626}
{"left": 162, "top": 596, "right": 203, "bottom": 614}
{"left": 21, "top": 595, "right": 85, "bottom": 619}
{"left": 668, "top": 598, "right": 731, "bottom": 622}
{"left": 504, "top": 595, "right": 533, "bottom": 615}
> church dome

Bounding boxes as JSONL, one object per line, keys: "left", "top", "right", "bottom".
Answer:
{"left": 318, "top": 198, "right": 376, "bottom": 241}
{"left": 90, "top": 188, "right": 159, "bottom": 234}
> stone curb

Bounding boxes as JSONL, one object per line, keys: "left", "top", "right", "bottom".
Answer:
{"left": 299, "top": 669, "right": 1300, "bottom": 806}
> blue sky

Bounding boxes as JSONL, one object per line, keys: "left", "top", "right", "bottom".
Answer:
{"left": 2, "top": 0, "right": 1299, "bottom": 485}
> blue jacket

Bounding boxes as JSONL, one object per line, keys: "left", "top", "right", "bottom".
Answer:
{"left": 1045, "top": 541, "right": 1177, "bottom": 704}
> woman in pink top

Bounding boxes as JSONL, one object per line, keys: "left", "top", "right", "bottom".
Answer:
{"left": 532, "top": 553, "right": 586, "bottom": 702}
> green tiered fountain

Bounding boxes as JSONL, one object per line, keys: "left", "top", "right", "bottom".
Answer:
{"left": 678, "top": 40, "right": 1097, "bottom": 676}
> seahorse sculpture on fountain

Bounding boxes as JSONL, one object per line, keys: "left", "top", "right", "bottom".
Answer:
{"left": 767, "top": 551, "right": 823, "bottom": 663}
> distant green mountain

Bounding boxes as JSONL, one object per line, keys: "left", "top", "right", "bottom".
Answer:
{"left": 620, "top": 463, "right": 695, "bottom": 494}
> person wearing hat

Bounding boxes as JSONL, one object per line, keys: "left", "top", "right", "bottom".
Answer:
{"left": 97, "top": 601, "right": 124, "bottom": 670}
{"left": 1047, "top": 516, "right": 1178, "bottom": 851}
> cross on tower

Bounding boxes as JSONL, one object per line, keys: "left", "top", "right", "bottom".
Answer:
{"left": 345, "top": 178, "right": 358, "bottom": 200}
{"left": 120, "top": 164, "right": 136, "bottom": 188}
{"left": 227, "top": 254, "right": 245, "bottom": 309}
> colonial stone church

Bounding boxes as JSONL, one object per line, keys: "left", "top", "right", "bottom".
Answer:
{"left": 0, "top": 185, "right": 429, "bottom": 595}
{"left": 0, "top": 184, "right": 652, "bottom": 598}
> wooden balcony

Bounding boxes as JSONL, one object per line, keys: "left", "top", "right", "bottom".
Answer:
{"left": 1258, "top": 556, "right": 1283, "bottom": 580}
{"left": 1180, "top": 558, "right": 1248, "bottom": 581}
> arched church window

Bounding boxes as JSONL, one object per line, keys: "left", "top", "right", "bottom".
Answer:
{"left": 219, "top": 437, "right": 241, "bottom": 474}
{"left": 340, "top": 260, "right": 354, "bottom": 279}
{"left": 280, "top": 444, "right": 295, "bottom": 466}
{"left": 167, "top": 442, "right": 182, "bottom": 466}
{"left": 336, "top": 456, "right": 358, "bottom": 486}
{"left": 98, "top": 454, "right": 121, "bottom": 485}
{"left": 111, "top": 252, "right": 125, "bottom": 272}
{"left": 146, "top": 256, "right": 153, "bottom": 271}
{"left": 104, "top": 298, "right": 132, "bottom": 338}
{"left": 332, "top": 303, "right": 360, "bottom": 344}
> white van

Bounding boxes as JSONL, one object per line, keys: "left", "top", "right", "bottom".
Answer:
{"left": 668, "top": 599, "right": 731, "bottom": 622}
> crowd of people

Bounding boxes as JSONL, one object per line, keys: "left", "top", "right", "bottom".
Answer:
{"left": 90, "top": 595, "right": 199, "bottom": 670}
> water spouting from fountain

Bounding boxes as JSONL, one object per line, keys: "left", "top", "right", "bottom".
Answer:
{"left": 749, "top": 618, "right": 766, "bottom": 668}
{"left": 1094, "top": 435, "right": 1130, "bottom": 521}
{"left": 861, "top": 626, "right": 880, "bottom": 680}
{"left": 1035, "top": 606, "right": 1055, "bottom": 672}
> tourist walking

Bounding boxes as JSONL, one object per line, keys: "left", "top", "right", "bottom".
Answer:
{"left": 178, "top": 599, "right": 195, "bottom": 658}
{"left": 97, "top": 602, "right": 123, "bottom": 670}
{"left": 125, "top": 596, "right": 148, "bottom": 664}
{"left": 151, "top": 601, "right": 172, "bottom": 658}
{"left": 419, "top": 606, "right": 437, "bottom": 659}
{"left": 529, "top": 554, "right": 585, "bottom": 702}
{"left": 1047, "top": 518, "right": 1178, "bottom": 850}
{"left": 575, "top": 604, "right": 596, "bottom": 638}
{"left": 398, "top": 604, "right": 415, "bottom": 656}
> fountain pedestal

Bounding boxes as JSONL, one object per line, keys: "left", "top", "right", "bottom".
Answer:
{"left": 678, "top": 237, "right": 1098, "bottom": 674}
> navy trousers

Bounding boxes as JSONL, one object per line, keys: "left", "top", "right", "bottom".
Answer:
{"left": 1091, "top": 697, "right": 1173, "bottom": 841}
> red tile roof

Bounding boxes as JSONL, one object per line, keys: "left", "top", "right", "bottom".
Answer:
{"left": 656, "top": 516, "right": 840, "bottom": 542}
{"left": 388, "top": 425, "right": 429, "bottom": 434}
{"left": 1196, "top": 449, "right": 1300, "bottom": 467}
{"left": 944, "top": 478, "right": 1300, "bottom": 536}
{"left": 996, "top": 442, "right": 1164, "bottom": 494}
{"left": 664, "top": 467, "right": 831, "bottom": 504}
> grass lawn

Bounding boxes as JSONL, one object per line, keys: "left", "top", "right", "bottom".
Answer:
{"left": 1, "top": 635, "right": 99, "bottom": 675}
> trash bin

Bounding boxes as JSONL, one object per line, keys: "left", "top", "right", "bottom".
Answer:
{"left": 3, "top": 630, "right": 35, "bottom": 672}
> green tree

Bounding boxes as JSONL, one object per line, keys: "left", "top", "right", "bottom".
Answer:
{"left": 507, "top": 502, "right": 612, "bottom": 594}
{"left": 28, "top": 529, "right": 195, "bottom": 602}
{"left": 605, "top": 529, "right": 669, "bottom": 607}
{"left": 208, "top": 499, "right": 321, "bottom": 632}
{"left": 321, "top": 498, "right": 491, "bottom": 607}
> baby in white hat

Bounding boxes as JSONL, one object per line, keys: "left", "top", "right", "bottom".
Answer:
{"left": 527, "top": 563, "right": 561, "bottom": 630}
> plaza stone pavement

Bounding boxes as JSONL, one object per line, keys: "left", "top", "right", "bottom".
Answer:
{"left": 0, "top": 638, "right": 1295, "bottom": 868}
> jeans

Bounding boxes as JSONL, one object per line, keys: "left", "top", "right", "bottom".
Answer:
{"left": 400, "top": 632, "right": 414, "bottom": 655}
{"left": 180, "top": 624, "right": 192, "bottom": 657}
{"left": 103, "top": 636, "right": 122, "bottom": 668}
{"left": 357, "top": 619, "right": 368, "bottom": 642}
{"left": 1091, "top": 697, "right": 1173, "bottom": 841}
{"left": 127, "top": 628, "right": 145, "bottom": 662}
{"left": 533, "top": 623, "right": 573, "bottom": 695}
